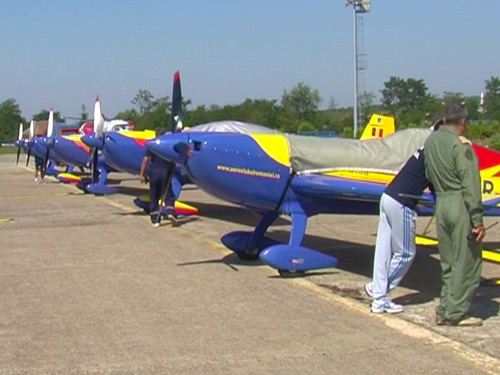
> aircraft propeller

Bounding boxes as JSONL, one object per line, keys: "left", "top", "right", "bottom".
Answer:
{"left": 43, "top": 109, "right": 55, "bottom": 171}
{"left": 25, "top": 120, "right": 35, "bottom": 167}
{"left": 90, "top": 97, "right": 104, "bottom": 184}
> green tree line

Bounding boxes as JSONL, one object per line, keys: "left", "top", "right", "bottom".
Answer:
{"left": 2, "top": 76, "right": 500, "bottom": 149}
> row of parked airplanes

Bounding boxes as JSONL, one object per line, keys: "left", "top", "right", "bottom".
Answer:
{"left": 13, "top": 71, "right": 500, "bottom": 276}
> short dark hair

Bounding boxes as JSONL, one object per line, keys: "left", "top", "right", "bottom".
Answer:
{"left": 445, "top": 103, "right": 468, "bottom": 123}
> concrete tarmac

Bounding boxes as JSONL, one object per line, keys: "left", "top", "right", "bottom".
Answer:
{"left": 1, "top": 154, "right": 499, "bottom": 374}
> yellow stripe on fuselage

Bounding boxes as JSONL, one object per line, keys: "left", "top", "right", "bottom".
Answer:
{"left": 62, "top": 134, "right": 89, "bottom": 152}
{"left": 64, "top": 134, "right": 83, "bottom": 141}
{"left": 248, "top": 134, "right": 291, "bottom": 167}
{"left": 118, "top": 129, "right": 156, "bottom": 139}
{"left": 323, "top": 169, "right": 396, "bottom": 185}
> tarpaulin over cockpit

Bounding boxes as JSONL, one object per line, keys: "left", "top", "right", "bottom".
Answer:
{"left": 287, "top": 128, "right": 432, "bottom": 174}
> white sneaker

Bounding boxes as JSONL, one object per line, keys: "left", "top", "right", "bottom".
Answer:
{"left": 364, "top": 282, "right": 373, "bottom": 298}
{"left": 371, "top": 300, "right": 404, "bottom": 314}
{"left": 152, "top": 222, "right": 160, "bottom": 228}
{"left": 35, "top": 178, "right": 39, "bottom": 183}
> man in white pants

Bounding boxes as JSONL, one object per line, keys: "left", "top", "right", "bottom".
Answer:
{"left": 365, "top": 146, "right": 430, "bottom": 313}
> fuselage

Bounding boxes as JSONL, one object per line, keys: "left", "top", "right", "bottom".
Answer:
{"left": 147, "top": 131, "right": 293, "bottom": 211}
{"left": 99, "top": 130, "right": 155, "bottom": 175}
{"left": 51, "top": 134, "right": 90, "bottom": 167}
{"left": 145, "top": 130, "right": 430, "bottom": 216}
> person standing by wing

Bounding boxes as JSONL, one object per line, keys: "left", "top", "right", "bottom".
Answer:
{"left": 424, "top": 103, "right": 485, "bottom": 327}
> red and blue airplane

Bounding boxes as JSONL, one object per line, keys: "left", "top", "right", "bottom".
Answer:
{"left": 144, "top": 124, "right": 500, "bottom": 276}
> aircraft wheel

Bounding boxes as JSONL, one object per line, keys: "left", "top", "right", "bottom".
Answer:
{"left": 236, "top": 251, "right": 260, "bottom": 261}
{"left": 278, "top": 269, "right": 306, "bottom": 278}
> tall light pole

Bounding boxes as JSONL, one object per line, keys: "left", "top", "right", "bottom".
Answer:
{"left": 345, "top": 0, "right": 370, "bottom": 138}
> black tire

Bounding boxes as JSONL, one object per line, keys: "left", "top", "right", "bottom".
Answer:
{"left": 278, "top": 269, "right": 306, "bottom": 278}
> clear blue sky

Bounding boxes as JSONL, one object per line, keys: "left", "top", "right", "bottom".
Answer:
{"left": 1, "top": 0, "right": 500, "bottom": 120}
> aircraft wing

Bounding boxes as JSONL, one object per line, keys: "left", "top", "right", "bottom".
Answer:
{"left": 292, "top": 174, "right": 500, "bottom": 215}
{"left": 290, "top": 174, "right": 386, "bottom": 202}
{"left": 290, "top": 173, "right": 436, "bottom": 214}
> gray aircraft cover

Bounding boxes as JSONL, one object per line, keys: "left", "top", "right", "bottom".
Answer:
{"left": 287, "top": 128, "right": 432, "bottom": 174}
{"left": 186, "top": 120, "right": 279, "bottom": 134}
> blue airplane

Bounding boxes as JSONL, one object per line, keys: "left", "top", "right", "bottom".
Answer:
{"left": 80, "top": 72, "right": 186, "bottom": 198}
{"left": 40, "top": 99, "right": 129, "bottom": 194}
{"left": 144, "top": 126, "right": 500, "bottom": 276}
{"left": 16, "top": 115, "right": 78, "bottom": 176}
{"left": 81, "top": 71, "right": 279, "bottom": 213}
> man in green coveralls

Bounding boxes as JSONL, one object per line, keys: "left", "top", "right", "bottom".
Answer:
{"left": 424, "top": 103, "right": 485, "bottom": 327}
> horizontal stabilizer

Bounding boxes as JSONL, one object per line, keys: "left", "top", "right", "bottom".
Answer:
{"left": 56, "top": 173, "right": 82, "bottom": 183}
{"left": 415, "top": 235, "right": 438, "bottom": 246}
{"left": 416, "top": 234, "right": 500, "bottom": 263}
{"left": 82, "top": 183, "right": 118, "bottom": 195}
{"left": 133, "top": 196, "right": 198, "bottom": 216}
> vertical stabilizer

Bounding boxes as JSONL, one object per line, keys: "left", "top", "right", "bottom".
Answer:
{"left": 360, "top": 113, "right": 395, "bottom": 140}
{"left": 171, "top": 71, "right": 183, "bottom": 132}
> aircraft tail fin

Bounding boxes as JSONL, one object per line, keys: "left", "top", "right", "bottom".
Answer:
{"left": 473, "top": 144, "right": 500, "bottom": 196}
{"left": 360, "top": 114, "right": 395, "bottom": 140}
{"left": 171, "top": 71, "right": 183, "bottom": 133}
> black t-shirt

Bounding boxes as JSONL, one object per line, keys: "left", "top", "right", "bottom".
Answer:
{"left": 384, "top": 147, "right": 428, "bottom": 209}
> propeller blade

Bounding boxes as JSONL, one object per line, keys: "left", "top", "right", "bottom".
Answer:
{"left": 171, "top": 71, "right": 183, "bottom": 133}
{"left": 47, "top": 108, "right": 54, "bottom": 137}
{"left": 29, "top": 120, "right": 34, "bottom": 139}
{"left": 91, "top": 148, "right": 99, "bottom": 184}
{"left": 44, "top": 109, "right": 54, "bottom": 170}
{"left": 18, "top": 122, "right": 23, "bottom": 141}
{"left": 26, "top": 146, "right": 31, "bottom": 167}
{"left": 44, "top": 146, "right": 50, "bottom": 171}
{"left": 16, "top": 122, "right": 23, "bottom": 165}
{"left": 93, "top": 97, "right": 104, "bottom": 138}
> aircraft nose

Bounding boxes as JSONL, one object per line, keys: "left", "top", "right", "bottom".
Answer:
{"left": 145, "top": 133, "right": 189, "bottom": 165}
{"left": 39, "top": 137, "right": 52, "bottom": 147}
{"left": 81, "top": 133, "right": 103, "bottom": 149}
